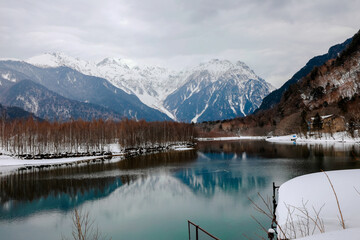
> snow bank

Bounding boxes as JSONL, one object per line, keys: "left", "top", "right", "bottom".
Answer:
{"left": 172, "top": 147, "right": 194, "bottom": 151}
{"left": 0, "top": 154, "right": 120, "bottom": 175}
{"left": 296, "top": 131, "right": 360, "bottom": 143}
{"left": 277, "top": 170, "right": 360, "bottom": 239}
{"left": 0, "top": 143, "right": 194, "bottom": 175}
{"left": 0, "top": 155, "right": 108, "bottom": 167}
{"left": 197, "top": 136, "right": 266, "bottom": 141}
{"left": 266, "top": 134, "right": 297, "bottom": 142}
{"left": 267, "top": 132, "right": 360, "bottom": 144}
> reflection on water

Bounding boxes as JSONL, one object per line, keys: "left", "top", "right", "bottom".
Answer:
{"left": 176, "top": 154, "right": 269, "bottom": 198}
{"left": 0, "top": 150, "right": 197, "bottom": 220}
{"left": 0, "top": 141, "right": 359, "bottom": 240}
{"left": 198, "top": 140, "right": 360, "bottom": 160}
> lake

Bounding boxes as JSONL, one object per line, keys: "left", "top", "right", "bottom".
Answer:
{"left": 1, "top": 140, "right": 360, "bottom": 240}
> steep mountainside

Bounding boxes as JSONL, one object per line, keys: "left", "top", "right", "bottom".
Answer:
{"left": 0, "top": 61, "right": 170, "bottom": 121}
{"left": 256, "top": 37, "right": 352, "bottom": 112}
{"left": 27, "top": 53, "right": 186, "bottom": 119}
{"left": 164, "top": 60, "right": 274, "bottom": 122}
{"left": 196, "top": 30, "right": 360, "bottom": 136}
{"left": 26, "top": 54, "right": 273, "bottom": 122}
{"left": 277, "top": 31, "right": 360, "bottom": 121}
{"left": 0, "top": 80, "right": 123, "bottom": 121}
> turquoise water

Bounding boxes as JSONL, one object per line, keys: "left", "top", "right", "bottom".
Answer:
{"left": 0, "top": 140, "right": 359, "bottom": 240}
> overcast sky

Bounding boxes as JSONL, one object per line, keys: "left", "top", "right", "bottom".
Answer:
{"left": 1, "top": 0, "right": 359, "bottom": 87}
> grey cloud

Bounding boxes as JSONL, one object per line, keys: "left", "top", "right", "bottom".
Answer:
{"left": 1, "top": 0, "right": 360, "bottom": 87}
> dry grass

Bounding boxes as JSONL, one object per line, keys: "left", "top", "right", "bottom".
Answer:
{"left": 282, "top": 201, "right": 325, "bottom": 239}
{"left": 321, "top": 170, "right": 346, "bottom": 229}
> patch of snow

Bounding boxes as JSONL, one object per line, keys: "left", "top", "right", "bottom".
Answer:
{"left": 15, "top": 95, "right": 39, "bottom": 114}
{"left": 173, "top": 147, "right": 194, "bottom": 151}
{"left": 191, "top": 103, "right": 209, "bottom": 123}
{"left": 266, "top": 134, "right": 298, "bottom": 142}
{"left": 1, "top": 73, "right": 17, "bottom": 82}
{"left": 196, "top": 136, "right": 267, "bottom": 141}
{"left": 310, "top": 114, "right": 333, "bottom": 121}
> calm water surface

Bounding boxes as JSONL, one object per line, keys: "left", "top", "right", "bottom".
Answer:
{"left": 1, "top": 140, "right": 360, "bottom": 240}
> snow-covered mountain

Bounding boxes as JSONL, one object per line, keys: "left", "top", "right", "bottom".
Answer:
{"left": 164, "top": 59, "right": 274, "bottom": 122}
{"left": 26, "top": 53, "right": 274, "bottom": 122}
{"left": 27, "top": 53, "right": 186, "bottom": 119}
{"left": 0, "top": 60, "right": 171, "bottom": 121}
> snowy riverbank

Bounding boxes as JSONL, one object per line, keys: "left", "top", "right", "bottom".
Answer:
{"left": 0, "top": 143, "right": 194, "bottom": 176}
{"left": 267, "top": 131, "right": 360, "bottom": 144}
{"left": 277, "top": 169, "right": 360, "bottom": 240}
{"left": 0, "top": 154, "right": 124, "bottom": 176}
{"left": 196, "top": 136, "right": 267, "bottom": 141}
{"left": 197, "top": 131, "right": 360, "bottom": 144}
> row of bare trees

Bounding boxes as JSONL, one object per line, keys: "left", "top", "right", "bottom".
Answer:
{"left": 0, "top": 118, "right": 196, "bottom": 155}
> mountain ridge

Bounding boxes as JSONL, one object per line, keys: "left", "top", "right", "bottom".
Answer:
{"left": 164, "top": 59, "right": 274, "bottom": 122}
{"left": 0, "top": 60, "right": 171, "bottom": 121}
{"left": 25, "top": 54, "right": 274, "bottom": 122}
{"left": 0, "top": 79, "right": 124, "bottom": 121}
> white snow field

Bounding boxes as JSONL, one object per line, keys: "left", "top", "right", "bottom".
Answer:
{"left": 277, "top": 169, "right": 360, "bottom": 240}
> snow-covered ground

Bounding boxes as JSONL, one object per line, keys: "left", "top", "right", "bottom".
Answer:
{"left": 196, "top": 136, "right": 267, "bottom": 141}
{"left": 277, "top": 169, "right": 360, "bottom": 240}
{"left": 0, "top": 154, "right": 124, "bottom": 176}
{"left": 172, "top": 147, "right": 194, "bottom": 151}
{"left": 197, "top": 131, "right": 360, "bottom": 143}
{"left": 266, "top": 134, "right": 298, "bottom": 142}
{"left": 266, "top": 131, "right": 360, "bottom": 143}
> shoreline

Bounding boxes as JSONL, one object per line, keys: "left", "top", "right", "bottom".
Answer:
{"left": 196, "top": 136, "right": 267, "bottom": 141}
{"left": 0, "top": 143, "right": 195, "bottom": 176}
{"left": 266, "top": 131, "right": 360, "bottom": 144}
{"left": 196, "top": 132, "right": 360, "bottom": 144}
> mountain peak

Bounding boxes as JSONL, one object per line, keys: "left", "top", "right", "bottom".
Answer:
{"left": 26, "top": 52, "right": 86, "bottom": 68}
{"left": 198, "top": 59, "right": 232, "bottom": 69}
{"left": 189, "top": 59, "right": 258, "bottom": 82}
{"left": 96, "top": 57, "right": 137, "bottom": 68}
